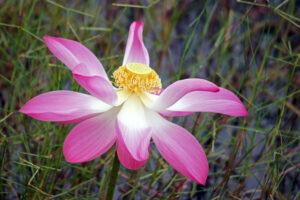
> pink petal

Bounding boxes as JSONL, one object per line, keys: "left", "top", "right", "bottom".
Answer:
{"left": 150, "top": 79, "right": 219, "bottom": 111}
{"left": 147, "top": 111, "right": 208, "bottom": 184}
{"left": 116, "top": 142, "right": 147, "bottom": 170}
{"left": 63, "top": 109, "right": 117, "bottom": 163}
{"left": 122, "top": 21, "right": 150, "bottom": 66}
{"left": 159, "top": 110, "right": 194, "bottom": 117}
{"left": 44, "top": 36, "right": 107, "bottom": 78}
{"left": 73, "top": 64, "right": 118, "bottom": 105}
{"left": 19, "top": 91, "right": 111, "bottom": 123}
{"left": 116, "top": 95, "right": 151, "bottom": 162}
{"left": 167, "top": 88, "right": 248, "bottom": 116}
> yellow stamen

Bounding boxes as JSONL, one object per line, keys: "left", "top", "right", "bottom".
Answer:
{"left": 113, "top": 63, "right": 161, "bottom": 93}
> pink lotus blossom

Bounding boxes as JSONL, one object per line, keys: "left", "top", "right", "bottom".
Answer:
{"left": 20, "top": 21, "right": 247, "bottom": 185}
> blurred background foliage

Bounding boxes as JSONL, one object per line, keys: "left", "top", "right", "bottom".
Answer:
{"left": 0, "top": 0, "right": 299, "bottom": 199}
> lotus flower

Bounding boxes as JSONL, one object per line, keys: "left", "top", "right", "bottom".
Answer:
{"left": 20, "top": 21, "right": 247, "bottom": 185}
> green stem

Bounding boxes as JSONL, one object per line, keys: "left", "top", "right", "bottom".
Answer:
{"left": 105, "top": 151, "right": 120, "bottom": 200}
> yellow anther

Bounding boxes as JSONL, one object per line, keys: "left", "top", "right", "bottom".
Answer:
{"left": 113, "top": 63, "right": 161, "bottom": 94}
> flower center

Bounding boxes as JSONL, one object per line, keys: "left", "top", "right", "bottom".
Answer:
{"left": 113, "top": 63, "right": 162, "bottom": 94}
